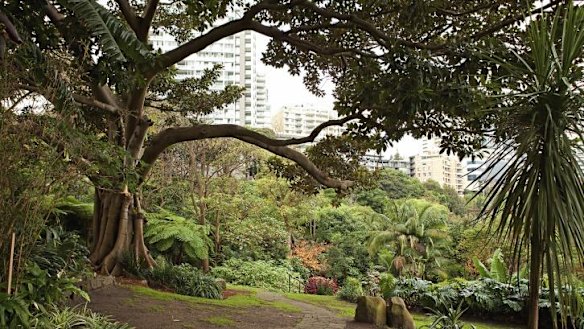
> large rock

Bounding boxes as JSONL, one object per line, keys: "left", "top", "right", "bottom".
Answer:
{"left": 386, "top": 297, "right": 415, "bottom": 329}
{"left": 354, "top": 296, "right": 387, "bottom": 327}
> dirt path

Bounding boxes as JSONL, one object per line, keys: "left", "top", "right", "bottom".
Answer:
{"left": 85, "top": 285, "right": 375, "bottom": 329}
{"left": 258, "top": 291, "right": 347, "bottom": 329}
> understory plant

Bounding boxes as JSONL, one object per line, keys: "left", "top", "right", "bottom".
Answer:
{"left": 421, "top": 300, "right": 476, "bottom": 329}
{"left": 304, "top": 276, "right": 338, "bottom": 295}
{"left": 32, "top": 306, "right": 133, "bottom": 329}
{"left": 1, "top": 226, "right": 91, "bottom": 328}
{"left": 144, "top": 208, "right": 212, "bottom": 265}
{"left": 338, "top": 277, "right": 364, "bottom": 302}
{"left": 212, "top": 259, "right": 303, "bottom": 292}
{"left": 143, "top": 259, "right": 222, "bottom": 299}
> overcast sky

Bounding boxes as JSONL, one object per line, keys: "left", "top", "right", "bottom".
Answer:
{"left": 256, "top": 36, "right": 423, "bottom": 157}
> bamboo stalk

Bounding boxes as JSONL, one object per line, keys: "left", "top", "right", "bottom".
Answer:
{"left": 7, "top": 232, "right": 15, "bottom": 295}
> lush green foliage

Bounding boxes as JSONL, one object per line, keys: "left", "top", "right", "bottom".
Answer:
{"left": 0, "top": 227, "right": 91, "bottom": 328}
{"left": 392, "top": 277, "right": 527, "bottom": 316}
{"left": 370, "top": 200, "right": 452, "bottom": 280}
{"left": 148, "top": 262, "right": 222, "bottom": 299}
{"left": 338, "top": 277, "right": 364, "bottom": 302}
{"left": 144, "top": 208, "right": 211, "bottom": 264}
{"left": 212, "top": 259, "right": 303, "bottom": 292}
{"left": 0, "top": 293, "right": 29, "bottom": 328}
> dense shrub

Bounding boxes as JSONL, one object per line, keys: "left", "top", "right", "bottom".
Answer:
{"left": 147, "top": 261, "right": 222, "bottom": 299}
{"left": 390, "top": 277, "right": 533, "bottom": 320}
{"left": 304, "top": 276, "right": 338, "bottom": 295}
{"left": 338, "top": 277, "right": 364, "bottom": 302}
{"left": 392, "top": 277, "right": 527, "bottom": 315}
{"left": 0, "top": 227, "right": 91, "bottom": 328}
{"left": 212, "top": 259, "right": 303, "bottom": 292}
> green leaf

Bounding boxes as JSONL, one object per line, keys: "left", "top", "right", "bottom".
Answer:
{"left": 472, "top": 256, "right": 491, "bottom": 279}
{"left": 57, "top": 0, "right": 153, "bottom": 65}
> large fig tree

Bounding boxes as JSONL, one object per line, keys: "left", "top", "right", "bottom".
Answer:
{"left": 0, "top": 0, "right": 559, "bottom": 281}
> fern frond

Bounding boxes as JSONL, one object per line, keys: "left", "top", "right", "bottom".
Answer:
{"left": 155, "top": 238, "right": 175, "bottom": 252}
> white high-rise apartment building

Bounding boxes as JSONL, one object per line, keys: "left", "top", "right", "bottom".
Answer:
{"left": 271, "top": 104, "right": 341, "bottom": 139}
{"left": 410, "top": 138, "right": 466, "bottom": 194}
{"left": 150, "top": 18, "right": 269, "bottom": 127}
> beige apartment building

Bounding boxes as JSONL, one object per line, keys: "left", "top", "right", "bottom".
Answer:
{"left": 410, "top": 139, "right": 466, "bottom": 194}
{"left": 271, "top": 104, "right": 342, "bottom": 139}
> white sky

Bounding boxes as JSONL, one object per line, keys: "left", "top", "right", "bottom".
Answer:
{"left": 257, "top": 35, "right": 422, "bottom": 157}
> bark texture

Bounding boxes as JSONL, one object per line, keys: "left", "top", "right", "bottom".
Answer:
{"left": 90, "top": 188, "right": 154, "bottom": 274}
{"left": 527, "top": 235, "right": 542, "bottom": 329}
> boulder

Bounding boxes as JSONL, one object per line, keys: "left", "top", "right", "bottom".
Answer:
{"left": 386, "top": 297, "right": 415, "bottom": 329}
{"left": 354, "top": 296, "right": 387, "bottom": 327}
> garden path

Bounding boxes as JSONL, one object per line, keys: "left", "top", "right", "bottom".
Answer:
{"left": 258, "top": 291, "right": 347, "bottom": 329}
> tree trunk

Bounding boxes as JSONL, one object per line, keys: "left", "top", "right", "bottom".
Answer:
{"left": 89, "top": 187, "right": 155, "bottom": 275}
{"left": 527, "top": 238, "right": 542, "bottom": 329}
{"left": 214, "top": 209, "right": 221, "bottom": 261}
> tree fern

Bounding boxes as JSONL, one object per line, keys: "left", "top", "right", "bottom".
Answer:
{"left": 144, "top": 208, "right": 211, "bottom": 264}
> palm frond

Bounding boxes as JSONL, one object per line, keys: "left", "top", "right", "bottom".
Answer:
{"left": 57, "top": 0, "right": 154, "bottom": 65}
{"left": 478, "top": 3, "right": 584, "bottom": 326}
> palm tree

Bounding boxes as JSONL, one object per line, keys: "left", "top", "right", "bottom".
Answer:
{"left": 369, "top": 200, "right": 450, "bottom": 279}
{"left": 478, "top": 4, "right": 584, "bottom": 328}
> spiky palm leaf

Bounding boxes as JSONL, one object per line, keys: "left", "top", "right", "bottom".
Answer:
{"left": 478, "top": 3, "right": 584, "bottom": 327}
{"left": 370, "top": 200, "right": 450, "bottom": 278}
{"left": 57, "top": 0, "right": 153, "bottom": 65}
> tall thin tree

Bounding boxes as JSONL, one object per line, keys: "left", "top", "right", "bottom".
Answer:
{"left": 479, "top": 4, "right": 584, "bottom": 328}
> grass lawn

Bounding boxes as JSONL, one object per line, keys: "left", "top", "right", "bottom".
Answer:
{"left": 129, "top": 285, "right": 266, "bottom": 308}
{"left": 130, "top": 284, "right": 303, "bottom": 314}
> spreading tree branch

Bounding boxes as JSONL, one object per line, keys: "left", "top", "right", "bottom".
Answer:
{"left": 469, "top": 0, "right": 565, "bottom": 41}
{"left": 152, "top": 19, "right": 249, "bottom": 75}
{"left": 0, "top": 10, "right": 22, "bottom": 43}
{"left": 137, "top": 0, "right": 159, "bottom": 41}
{"left": 139, "top": 120, "right": 359, "bottom": 190}
{"left": 115, "top": 0, "right": 140, "bottom": 33}
{"left": 249, "top": 21, "right": 373, "bottom": 57}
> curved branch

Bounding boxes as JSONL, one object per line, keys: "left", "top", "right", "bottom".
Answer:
{"left": 152, "top": 19, "right": 250, "bottom": 75}
{"left": 0, "top": 10, "right": 22, "bottom": 43}
{"left": 137, "top": 0, "right": 159, "bottom": 41}
{"left": 139, "top": 123, "right": 357, "bottom": 190}
{"left": 115, "top": 0, "right": 140, "bottom": 33}
{"left": 276, "top": 114, "right": 362, "bottom": 144}
{"left": 44, "top": 1, "right": 65, "bottom": 23}
{"left": 469, "top": 0, "right": 564, "bottom": 42}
